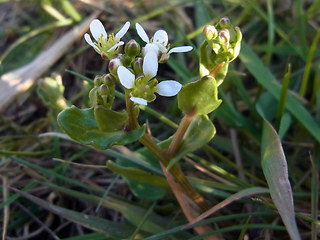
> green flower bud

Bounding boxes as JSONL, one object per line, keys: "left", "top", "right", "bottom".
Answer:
{"left": 203, "top": 25, "right": 218, "bottom": 42}
{"left": 98, "top": 84, "right": 110, "bottom": 107}
{"left": 102, "top": 73, "right": 114, "bottom": 85}
{"left": 218, "top": 16, "right": 231, "bottom": 29}
{"left": 125, "top": 39, "right": 141, "bottom": 58}
{"left": 89, "top": 87, "right": 99, "bottom": 107}
{"left": 133, "top": 57, "right": 143, "bottom": 75}
{"left": 219, "top": 29, "right": 230, "bottom": 50}
{"left": 94, "top": 75, "right": 104, "bottom": 87}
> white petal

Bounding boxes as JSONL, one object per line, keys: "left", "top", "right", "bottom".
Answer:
{"left": 135, "top": 23, "right": 150, "bottom": 43}
{"left": 130, "top": 96, "right": 148, "bottom": 105}
{"left": 115, "top": 21, "right": 130, "bottom": 40}
{"left": 156, "top": 80, "right": 182, "bottom": 97}
{"left": 117, "top": 66, "right": 135, "bottom": 89}
{"left": 90, "top": 19, "right": 107, "bottom": 41}
{"left": 107, "top": 41, "right": 124, "bottom": 52}
{"left": 168, "top": 46, "right": 193, "bottom": 54}
{"left": 84, "top": 33, "right": 100, "bottom": 52}
{"left": 153, "top": 30, "right": 168, "bottom": 47}
{"left": 143, "top": 52, "right": 158, "bottom": 79}
{"left": 144, "top": 43, "right": 159, "bottom": 55}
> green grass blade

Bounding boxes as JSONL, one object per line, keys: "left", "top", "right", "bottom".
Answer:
{"left": 240, "top": 41, "right": 320, "bottom": 143}
{"left": 265, "top": 0, "right": 274, "bottom": 65}
{"left": 60, "top": 0, "right": 82, "bottom": 22}
{"left": 10, "top": 187, "right": 134, "bottom": 239}
{"left": 261, "top": 120, "right": 301, "bottom": 240}
{"left": 299, "top": 27, "right": 320, "bottom": 97}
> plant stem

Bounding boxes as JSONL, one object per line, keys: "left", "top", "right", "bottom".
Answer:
{"left": 125, "top": 92, "right": 139, "bottom": 130}
{"left": 168, "top": 108, "right": 196, "bottom": 157}
{"left": 139, "top": 133, "right": 209, "bottom": 212}
{"left": 125, "top": 93, "right": 209, "bottom": 211}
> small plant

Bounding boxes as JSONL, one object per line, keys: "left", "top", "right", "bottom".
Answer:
{"left": 57, "top": 17, "right": 243, "bottom": 237}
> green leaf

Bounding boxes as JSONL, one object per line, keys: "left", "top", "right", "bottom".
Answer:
{"left": 178, "top": 76, "right": 222, "bottom": 115}
{"left": 94, "top": 106, "right": 128, "bottom": 132}
{"left": 261, "top": 120, "right": 301, "bottom": 240}
{"left": 167, "top": 115, "right": 216, "bottom": 170}
{"left": 11, "top": 187, "right": 134, "bottom": 239}
{"left": 57, "top": 106, "right": 145, "bottom": 150}
{"left": 240, "top": 41, "right": 320, "bottom": 143}
{"left": 106, "top": 161, "right": 168, "bottom": 200}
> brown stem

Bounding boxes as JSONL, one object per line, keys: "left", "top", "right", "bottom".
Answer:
{"left": 125, "top": 93, "right": 139, "bottom": 130}
{"left": 168, "top": 108, "right": 196, "bottom": 157}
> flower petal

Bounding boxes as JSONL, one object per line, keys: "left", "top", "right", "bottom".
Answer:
{"left": 143, "top": 52, "right": 158, "bottom": 79}
{"left": 90, "top": 19, "right": 107, "bottom": 41}
{"left": 156, "top": 80, "right": 182, "bottom": 97}
{"left": 107, "top": 41, "right": 124, "bottom": 52}
{"left": 135, "top": 23, "right": 150, "bottom": 43}
{"left": 117, "top": 66, "right": 135, "bottom": 89}
{"left": 144, "top": 43, "right": 159, "bottom": 55}
{"left": 130, "top": 96, "right": 148, "bottom": 105}
{"left": 153, "top": 30, "right": 168, "bottom": 47}
{"left": 168, "top": 46, "right": 193, "bottom": 54}
{"left": 115, "top": 21, "right": 130, "bottom": 40}
{"left": 84, "top": 33, "right": 100, "bottom": 52}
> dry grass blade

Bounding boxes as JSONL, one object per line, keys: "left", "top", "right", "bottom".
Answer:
{"left": 184, "top": 187, "right": 269, "bottom": 228}
{"left": 1, "top": 175, "right": 9, "bottom": 240}
{"left": 159, "top": 162, "right": 222, "bottom": 240}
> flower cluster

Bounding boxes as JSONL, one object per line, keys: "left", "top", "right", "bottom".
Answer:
{"left": 84, "top": 19, "right": 193, "bottom": 106}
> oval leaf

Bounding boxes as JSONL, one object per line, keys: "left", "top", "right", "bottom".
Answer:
{"left": 57, "top": 106, "right": 145, "bottom": 149}
{"left": 177, "top": 76, "right": 222, "bottom": 115}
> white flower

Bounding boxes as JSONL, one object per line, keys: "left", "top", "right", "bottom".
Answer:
{"left": 135, "top": 22, "right": 193, "bottom": 61}
{"left": 84, "top": 19, "right": 130, "bottom": 59}
{"left": 117, "top": 57, "right": 182, "bottom": 105}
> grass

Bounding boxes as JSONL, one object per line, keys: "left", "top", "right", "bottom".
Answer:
{"left": 0, "top": 0, "right": 319, "bottom": 239}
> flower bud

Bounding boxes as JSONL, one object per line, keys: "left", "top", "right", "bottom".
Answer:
{"left": 133, "top": 57, "right": 143, "bottom": 75}
{"left": 125, "top": 39, "right": 141, "bottom": 58}
{"left": 219, "top": 29, "right": 230, "bottom": 48}
{"left": 94, "top": 75, "right": 104, "bottom": 87}
{"left": 203, "top": 25, "right": 218, "bottom": 41}
{"left": 108, "top": 57, "right": 123, "bottom": 76}
{"left": 218, "top": 16, "right": 231, "bottom": 29}
{"left": 102, "top": 73, "right": 114, "bottom": 85}
{"left": 89, "top": 87, "right": 99, "bottom": 107}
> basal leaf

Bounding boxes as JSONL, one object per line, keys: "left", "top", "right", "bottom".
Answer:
{"left": 57, "top": 106, "right": 145, "bottom": 149}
